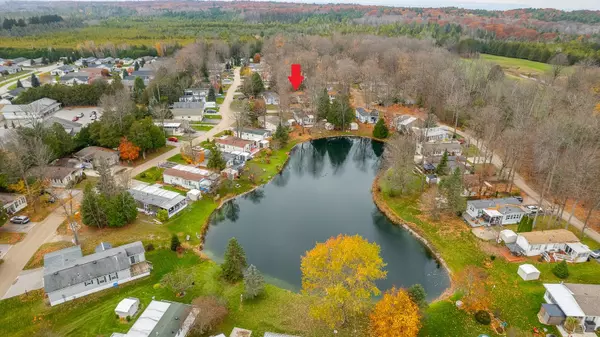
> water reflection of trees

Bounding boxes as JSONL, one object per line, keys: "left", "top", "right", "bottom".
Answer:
{"left": 243, "top": 188, "right": 265, "bottom": 204}
{"left": 211, "top": 199, "right": 241, "bottom": 224}
{"left": 326, "top": 137, "right": 353, "bottom": 174}
{"left": 272, "top": 169, "right": 290, "bottom": 187}
{"left": 353, "top": 138, "right": 375, "bottom": 172}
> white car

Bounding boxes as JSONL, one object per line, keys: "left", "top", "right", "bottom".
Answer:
{"left": 591, "top": 250, "right": 600, "bottom": 259}
{"left": 76, "top": 112, "right": 84, "bottom": 118}
{"left": 525, "top": 205, "right": 543, "bottom": 215}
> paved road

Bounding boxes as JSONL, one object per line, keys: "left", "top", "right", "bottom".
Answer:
{"left": 0, "top": 64, "right": 62, "bottom": 95}
{"left": 0, "top": 192, "right": 82, "bottom": 298}
{"left": 127, "top": 67, "right": 241, "bottom": 178}
{"left": 440, "top": 125, "right": 600, "bottom": 243}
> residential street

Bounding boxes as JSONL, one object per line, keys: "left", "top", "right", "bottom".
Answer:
{"left": 127, "top": 67, "right": 241, "bottom": 177}
{"left": 440, "top": 125, "right": 600, "bottom": 244}
{"left": 0, "top": 63, "right": 62, "bottom": 95}
{"left": 0, "top": 192, "right": 82, "bottom": 298}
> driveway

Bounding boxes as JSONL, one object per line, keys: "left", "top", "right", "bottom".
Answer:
{"left": 0, "top": 222, "right": 36, "bottom": 234}
{"left": 0, "top": 244, "right": 11, "bottom": 259}
{"left": 2, "top": 267, "right": 44, "bottom": 299}
{"left": 0, "top": 192, "right": 82, "bottom": 298}
{"left": 439, "top": 125, "right": 600, "bottom": 244}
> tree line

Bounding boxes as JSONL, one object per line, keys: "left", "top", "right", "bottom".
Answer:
{"left": 2, "top": 15, "right": 63, "bottom": 30}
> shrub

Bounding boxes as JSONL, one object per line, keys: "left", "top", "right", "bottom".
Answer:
{"left": 170, "top": 234, "right": 181, "bottom": 251}
{"left": 475, "top": 310, "right": 491, "bottom": 325}
{"left": 145, "top": 243, "right": 155, "bottom": 251}
{"left": 490, "top": 255, "right": 496, "bottom": 261}
{"left": 372, "top": 118, "right": 389, "bottom": 139}
{"left": 552, "top": 260, "right": 569, "bottom": 279}
{"left": 157, "top": 209, "right": 168, "bottom": 222}
{"left": 115, "top": 314, "right": 119, "bottom": 320}
{"left": 126, "top": 315, "right": 131, "bottom": 322}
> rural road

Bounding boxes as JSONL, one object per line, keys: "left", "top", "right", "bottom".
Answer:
{"left": 0, "top": 191, "right": 82, "bottom": 298}
{"left": 0, "top": 64, "right": 61, "bottom": 95}
{"left": 0, "top": 68, "right": 241, "bottom": 298}
{"left": 441, "top": 125, "right": 600, "bottom": 244}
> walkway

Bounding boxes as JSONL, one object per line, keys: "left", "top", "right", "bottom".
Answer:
{"left": 440, "top": 125, "right": 600, "bottom": 244}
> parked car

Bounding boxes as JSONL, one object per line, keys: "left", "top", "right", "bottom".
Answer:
{"left": 76, "top": 112, "right": 84, "bottom": 118}
{"left": 72, "top": 116, "right": 79, "bottom": 122}
{"left": 515, "top": 196, "right": 524, "bottom": 203}
{"left": 90, "top": 115, "right": 97, "bottom": 121}
{"left": 525, "top": 205, "right": 543, "bottom": 215}
{"left": 10, "top": 216, "right": 30, "bottom": 224}
{"left": 205, "top": 109, "right": 217, "bottom": 114}
{"left": 591, "top": 249, "right": 600, "bottom": 259}
{"left": 90, "top": 111, "right": 97, "bottom": 116}
{"left": 167, "top": 137, "right": 178, "bottom": 142}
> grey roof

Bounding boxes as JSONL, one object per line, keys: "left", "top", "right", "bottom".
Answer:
{"left": 44, "top": 116, "right": 83, "bottom": 134}
{"left": 7, "top": 87, "right": 26, "bottom": 97}
{"left": 356, "top": 107, "right": 379, "bottom": 117}
{"left": 542, "top": 303, "right": 565, "bottom": 318}
{"left": 241, "top": 128, "right": 270, "bottom": 136}
{"left": 74, "top": 146, "right": 118, "bottom": 162}
{"left": 467, "top": 197, "right": 522, "bottom": 210}
{"left": 11, "top": 57, "right": 27, "bottom": 63}
{"left": 0, "top": 193, "right": 24, "bottom": 204}
{"left": 57, "top": 65, "right": 78, "bottom": 71}
{"left": 498, "top": 205, "right": 526, "bottom": 215}
{"left": 128, "top": 184, "right": 186, "bottom": 210}
{"left": 43, "top": 241, "right": 144, "bottom": 293}
{"left": 60, "top": 73, "right": 89, "bottom": 82}
{"left": 151, "top": 302, "right": 192, "bottom": 337}
{"left": 131, "top": 70, "right": 153, "bottom": 77}
{"left": 95, "top": 242, "right": 113, "bottom": 252}
{"left": 172, "top": 102, "right": 204, "bottom": 110}
{"left": 564, "top": 283, "right": 600, "bottom": 316}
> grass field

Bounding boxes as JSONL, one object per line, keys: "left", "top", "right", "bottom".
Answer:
{"left": 191, "top": 124, "right": 214, "bottom": 131}
{"left": 134, "top": 167, "right": 164, "bottom": 184}
{"left": 166, "top": 153, "right": 188, "bottom": 165}
{"left": 0, "top": 232, "right": 25, "bottom": 244}
{"left": 480, "top": 54, "right": 552, "bottom": 77}
{"left": 204, "top": 114, "right": 223, "bottom": 119}
{"left": 216, "top": 97, "right": 225, "bottom": 104}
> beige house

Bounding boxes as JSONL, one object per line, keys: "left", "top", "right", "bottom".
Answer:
{"left": 0, "top": 193, "right": 27, "bottom": 214}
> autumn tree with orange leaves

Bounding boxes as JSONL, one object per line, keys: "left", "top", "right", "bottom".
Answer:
{"left": 118, "top": 137, "right": 140, "bottom": 163}
{"left": 455, "top": 266, "right": 490, "bottom": 312}
{"left": 369, "top": 287, "right": 421, "bottom": 337}
{"left": 301, "top": 234, "right": 387, "bottom": 328}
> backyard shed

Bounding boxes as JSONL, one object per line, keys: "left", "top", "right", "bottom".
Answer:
{"left": 187, "top": 189, "right": 201, "bottom": 201}
{"left": 349, "top": 122, "right": 359, "bottom": 130}
{"left": 115, "top": 297, "right": 140, "bottom": 318}
{"left": 517, "top": 264, "right": 540, "bottom": 281}
{"left": 500, "top": 229, "right": 518, "bottom": 244}
{"left": 538, "top": 303, "right": 566, "bottom": 325}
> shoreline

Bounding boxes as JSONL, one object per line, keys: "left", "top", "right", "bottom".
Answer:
{"left": 200, "top": 135, "right": 454, "bottom": 301}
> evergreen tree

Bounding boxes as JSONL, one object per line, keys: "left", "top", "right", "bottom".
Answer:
{"left": 218, "top": 86, "right": 224, "bottom": 95}
{"left": 250, "top": 72, "right": 265, "bottom": 96}
{"left": 439, "top": 167, "right": 466, "bottom": 215}
{"left": 133, "top": 76, "right": 146, "bottom": 103}
{"left": 372, "top": 118, "right": 389, "bottom": 139}
{"left": 80, "top": 183, "right": 107, "bottom": 229}
{"left": 222, "top": 238, "right": 247, "bottom": 282}
{"left": 207, "top": 144, "right": 226, "bottom": 171}
{"left": 327, "top": 94, "right": 354, "bottom": 130}
{"left": 30, "top": 74, "right": 40, "bottom": 88}
{"left": 435, "top": 151, "right": 449, "bottom": 175}
{"left": 133, "top": 61, "right": 140, "bottom": 71}
{"left": 122, "top": 69, "right": 128, "bottom": 78}
{"left": 316, "top": 88, "right": 330, "bottom": 120}
{"left": 171, "top": 234, "right": 181, "bottom": 251}
{"left": 243, "top": 264, "right": 265, "bottom": 299}
{"left": 201, "top": 62, "right": 209, "bottom": 81}
{"left": 552, "top": 260, "right": 569, "bottom": 279}
{"left": 105, "top": 191, "right": 138, "bottom": 228}
{"left": 273, "top": 123, "right": 289, "bottom": 148}
{"left": 207, "top": 87, "right": 216, "bottom": 102}
{"left": 16, "top": 79, "right": 23, "bottom": 88}
{"left": 407, "top": 284, "right": 428, "bottom": 309}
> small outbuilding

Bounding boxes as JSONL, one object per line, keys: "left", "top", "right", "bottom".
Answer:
{"left": 517, "top": 264, "right": 540, "bottom": 281}
{"left": 187, "top": 189, "right": 201, "bottom": 201}
{"left": 500, "top": 229, "right": 518, "bottom": 244}
{"left": 349, "top": 122, "right": 359, "bottom": 131}
{"left": 325, "top": 122, "right": 334, "bottom": 131}
{"left": 115, "top": 297, "right": 140, "bottom": 319}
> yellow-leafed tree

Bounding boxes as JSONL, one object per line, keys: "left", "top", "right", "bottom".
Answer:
{"left": 301, "top": 234, "right": 387, "bottom": 328}
{"left": 369, "top": 287, "right": 421, "bottom": 337}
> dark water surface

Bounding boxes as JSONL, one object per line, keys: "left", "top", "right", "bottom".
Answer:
{"left": 204, "top": 137, "right": 450, "bottom": 299}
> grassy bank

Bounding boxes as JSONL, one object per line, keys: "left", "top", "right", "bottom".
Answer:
{"left": 374, "top": 179, "right": 600, "bottom": 336}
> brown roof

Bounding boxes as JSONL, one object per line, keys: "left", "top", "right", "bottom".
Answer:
{"left": 45, "top": 166, "right": 80, "bottom": 180}
{"left": 215, "top": 136, "right": 252, "bottom": 148}
{"left": 163, "top": 168, "right": 205, "bottom": 182}
{"left": 518, "top": 229, "right": 580, "bottom": 245}
{"left": 564, "top": 283, "right": 600, "bottom": 316}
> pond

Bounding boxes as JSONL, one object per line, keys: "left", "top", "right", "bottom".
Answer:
{"left": 204, "top": 137, "right": 450, "bottom": 300}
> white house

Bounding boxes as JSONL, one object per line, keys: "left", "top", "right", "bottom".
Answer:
{"left": 110, "top": 300, "right": 198, "bottom": 337}
{"left": 0, "top": 98, "right": 62, "bottom": 125}
{"left": 128, "top": 184, "right": 188, "bottom": 218}
{"left": 43, "top": 242, "right": 150, "bottom": 306}
{"left": 51, "top": 65, "right": 79, "bottom": 77}
{"left": 215, "top": 136, "right": 255, "bottom": 154}
{"left": 235, "top": 128, "right": 270, "bottom": 148}
{"left": 355, "top": 107, "right": 379, "bottom": 124}
{"left": 464, "top": 197, "right": 526, "bottom": 227}
{"left": 539, "top": 283, "right": 600, "bottom": 334}
{"left": 515, "top": 229, "right": 592, "bottom": 262}
{"left": 415, "top": 127, "right": 451, "bottom": 143}
{"left": 0, "top": 193, "right": 27, "bottom": 214}
{"left": 394, "top": 115, "right": 420, "bottom": 133}
{"left": 163, "top": 165, "right": 212, "bottom": 190}
{"left": 0, "top": 65, "right": 22, "bottom": 75}
{"left": 60, "top": 73, "right": 89, "bottom": 86}
{"left": 262, "top": 91, "right": 280, "bottom": 105}
{"left": 172, "top": 102, "right": 204, "bottom": 121}
{"left": 44, "top": 166, "right": 83, "bottom": 188}
{"left": 74, "top": 146, "right": 120, "bottom": 168}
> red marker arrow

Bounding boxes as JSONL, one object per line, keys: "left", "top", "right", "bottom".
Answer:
{"left": 288, "top": 64, "right": 304, "bottom": 91}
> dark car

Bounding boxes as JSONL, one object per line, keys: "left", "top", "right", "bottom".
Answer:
{"left": 515, "top": 196, "right": 524, "bottom": 203}
{"left": 10, "top": 216, "right": 30, "bottom": 224}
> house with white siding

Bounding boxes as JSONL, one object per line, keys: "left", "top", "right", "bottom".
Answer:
{"left": 43, "top": 242, "right": 150, "bottom": 306}
{"left": 539, "top": 283, "right": 600, "bottom": 334}
{"left": 514, "top": 229, "right": 592, "bottom": 262}
{"left": 464, "top": 197, "right": 527, "bottom": 227}
{"left": 215, "top": 136, "right": 255, "bottom": 154}
{"left": 0, "top": 193, "right": 27, "bottom": 214}
{"left": 128, "top": 184, "right": 188, "bottom": 218}
{"left": 163, "top": 165, "right": 213, "bottom": 191}
{"left": 110, "top": 300, "right": 198, "bottom": 337}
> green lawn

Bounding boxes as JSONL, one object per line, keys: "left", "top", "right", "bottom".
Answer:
{"left": 462, "top": 144, "right": 480, "bottom": 157}
{"left": 216, "top": 97, "right": 225, "bottom": 104}
{"left": 204, "top": 114, "right": 223, "bottom": 119}
{"left": 166, "top": 153, "right": 188, "bottom": 165}
{"left": 0, "top": 71, "right": 31, "bottom": 86}
{"left": 191, "top": 124, "right": 214, "bottom": 131}
{"left": 266, "top": 104, "right": 278, "bottom": 110}
{"left": 134, "top": 167, "right": 164, "bottom": 184}
{"left": 378, "top": 185, "right": 600, "bottom": 336}
{"left": 480, "top": 54, "right": 552, "bottom": 76}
